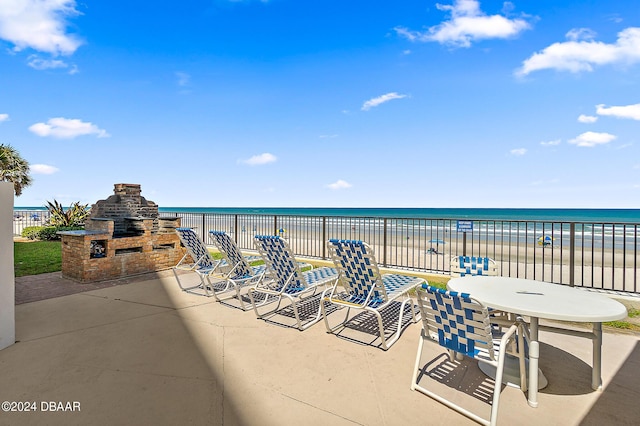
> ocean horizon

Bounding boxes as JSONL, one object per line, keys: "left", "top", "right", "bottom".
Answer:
{"left": 161, "top": 207, "right": 640, "bottom": 223}
{"left": 15, "top": 206, "right": 640, "bottom": 223}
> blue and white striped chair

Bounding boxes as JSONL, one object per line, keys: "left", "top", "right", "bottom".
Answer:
{"left": 450, "top": 256, "right": 498, "bottom": 278}
{"left": 249, "top": 235, "right": 339, "bottom": 330}
{"left": 411, "top": 285, "right": 527, "bottom": 426}
{"left": 208, "top": 230, "right": 267, "bottom": 309}
{"left": 173, "top": 227, "right": 224, "bottom": 297}
{"left": 323, "top": 239, "right": 425, "bottom": 350}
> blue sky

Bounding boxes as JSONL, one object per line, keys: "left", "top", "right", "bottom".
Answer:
{"left": 1, "top": 0, "right": 640, "bottom": 208}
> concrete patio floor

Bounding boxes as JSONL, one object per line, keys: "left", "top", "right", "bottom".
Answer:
{"left": 2, "top": 271, "right": 640, "bottom": 426}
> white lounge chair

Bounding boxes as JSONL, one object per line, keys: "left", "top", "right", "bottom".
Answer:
{"left": 173, "top": 227, "right": 224, "bottom": 296}
{"left": 249, "top": 235, "right": 339, "bottom": 330}
{"left": 323, "top": 239, "right": 424, "bottom": 350}
{"left": 207, "top": 230, "right": 267, "bottom": 309}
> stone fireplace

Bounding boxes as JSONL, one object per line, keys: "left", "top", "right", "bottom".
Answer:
{"left": 59, "top": 183, "right": 186, "bottom": 283}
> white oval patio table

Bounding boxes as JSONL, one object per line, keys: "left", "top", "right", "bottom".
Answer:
{"left": 447, "top": 276, "right": 628, "bottom": 409}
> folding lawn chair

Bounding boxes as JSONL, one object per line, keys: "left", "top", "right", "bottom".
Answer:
{"left": 450, "top": 256, "right": 498, "bottom": 278}
{"left": 249, "top": 235, "right": 339, "bottom": 330}
{"left": 207, "top": 230, "right": 267, "bottom": 309}
{"left": 173, "top": 227, "right": 223, "bottom": 296}
{"left": 323, "top": 239, "right": 425, "bottom": 350}
{"left": 411, "top": 285, "right": 528, "bottom": 426}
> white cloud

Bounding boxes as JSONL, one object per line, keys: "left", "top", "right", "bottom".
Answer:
{"left": 517, "top": 27, "right": 640, "bottom": 76}
{"left": 531, "top": 178, "right": 559, "bottom": 186}
{"left": 0, "top": 0, "right": 83, "bottom": 56}
{"left": 240, "top": 152, "right": 277, "bottom": 166}
{"left": 566, "top": 28, "right": 597, "bottom": 41}
{"left": 27, "top": 55, "right": 71, "bottom": 70}
{"left": 28, "top": 117, "right": 110, "bottom": 139}
{"left": 361, "top": 92, "right": 407, "bottom": 111}
{"left": 0, "top": 113, "right": 8, "bottom": 122}
{"left": 568, "top": 131, "right": 616, "bottom": 147}
{"left": 577, "top": 114, "right": 598, "bottom": 123}
{"left": 395, "top": 0, "right": 531, "bottom": 48}
{"left": 540, "top": 139, "right": 561, "bottom": 146}
{"left": 327, "top": 179, "right": 352, "bottom": 190}
{"left": 319, "top": 134, "right": 338, "bottom": 139}
{"left": 510, "top": 148, "right": 527, "bottom": 156}
{"left": 596, "top": 103, "right": 640, "bottom": 120}
{"left": 30, "top": 164, "right": 59, "bottom": 174}
{"left": 175, "top": 72, "right": 190, "bottom": 87}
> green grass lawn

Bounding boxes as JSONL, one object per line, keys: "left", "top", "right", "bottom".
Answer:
{"left": 14, "top": 241, "right": 62, "bottom": 277}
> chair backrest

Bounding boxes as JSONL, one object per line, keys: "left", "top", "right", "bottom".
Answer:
{"left": 450, "top": 256, "right": 498, "bottom": 278}
{"left": 209, "top": 231, "right": 253, "bottom": 277}
{"left": 326, "top": 239, "right": 387, "bottom": 305}
{"left": 416, "top": 285, "right": 494, "bottom": 360}
{"left": 176, "top": 227, "right": 217, "bottom": 269}
{"left": 254, "top": 235, "right": 306, "bottom": 291}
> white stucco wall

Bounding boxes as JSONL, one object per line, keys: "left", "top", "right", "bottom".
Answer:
{"left": 0, "top": 182, "right": 15, "bottom": 350}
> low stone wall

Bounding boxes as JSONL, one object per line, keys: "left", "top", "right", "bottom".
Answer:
{"left": 59, "top": 217, "right": 186, "bottom": 283}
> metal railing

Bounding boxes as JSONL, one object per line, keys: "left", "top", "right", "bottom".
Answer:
{"left": 161, "top": 211, "right": 639, "bottom": 294}
{"left": 13, "top": 210, "right": 640, "bottom": 294}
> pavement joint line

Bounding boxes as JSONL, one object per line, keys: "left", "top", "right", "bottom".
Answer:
{"left": 83, "top": 363, "right": 216, "bottom": 383}
{"left": 363, "top": 349, "right": 388, "bottom": 426}
{"left": 279, "top": 392, "right": 364, "bottom": 425}
{"left": 221, "top": 326, "right": 226, "bottom": 423}
{"left": 15, "top": 308, "right": 179, "bottom": 344}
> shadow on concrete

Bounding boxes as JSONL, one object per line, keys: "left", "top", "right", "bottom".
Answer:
{"left": 4, "top": 269, "right": 250, "bottom": 425}
{"left": 580, "top": 341, "right": 640, "bottom": 425}
{"left": 536, "top": 341, "right": 594, "bottom": 396}
{"left": 327, "top": 300, "right": 417, "bottom": 349}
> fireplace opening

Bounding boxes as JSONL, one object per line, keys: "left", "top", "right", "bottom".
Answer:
{"left": 115, "top": 247, "right": 143, "bottom": 256}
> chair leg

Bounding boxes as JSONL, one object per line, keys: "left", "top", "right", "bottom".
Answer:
{"left": 374, "top": 309, "right": 389, "bottom": 350}
{"left": 410, "top": 329, "right": 427, "bottom": 390}
{"left": 322, "top": 303, "right": 353, "bottom": 334}
{"left": 173, "top": 268, "right": 210, "bottom": 295}
{"left": 490, "top": 324, "right": 520, "bottom": 426}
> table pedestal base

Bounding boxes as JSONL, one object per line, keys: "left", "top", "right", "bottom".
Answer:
{"left": 479, "top": 355, "right": 548, "bottom": 390}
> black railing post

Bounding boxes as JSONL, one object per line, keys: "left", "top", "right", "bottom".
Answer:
{"left": 274, "top": 215, "right": 277, "bottom": 236}
{"left": 569, "top": 222, "right": 575, "bottom": 287}
{"left": 201, "top": 213, "right": 206, "bottom": 242}
{"left": 383, "top": 218, "right": 388, "bottom": 266}
{"left": 462, "top": 232, "right": 467, "bottom": 257}
{"left": 322, "top": 216, "right": 327, "bottom": 260}
{"left": 234, "top": 214, "right": 238, "bottom": 243}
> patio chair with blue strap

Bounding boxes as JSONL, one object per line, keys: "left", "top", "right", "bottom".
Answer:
{"left": 451, "top": 256, "right": 510, "bottom": 325}
{"left": 207, "top": 230, "right": 268, "bottom": 309}
{"left": 450, "top": 256, "right": 498, "bottom": 278}
{"left": 173, "top": 227, "right": 224, "bottom": 297}
{"left": 411, "top": 285, "right": 528, "bottom": 426}
{"left": 248, "top": 235, "right": 339, "bottom": 330}
{"left": 322, "top": 239, "right": 425, "bottom": 350}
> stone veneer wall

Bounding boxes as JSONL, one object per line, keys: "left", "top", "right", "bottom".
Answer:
{"left": 89, "top": 183, "right": 159, "bottom": 235}
{"left": 60, "top": 217, "right": 185, "bottom": 283}
{"left": 59, "top": 183, "right": 185, "bottom": 283}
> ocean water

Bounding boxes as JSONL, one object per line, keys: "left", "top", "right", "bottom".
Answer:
{"left": 155, "top": 207, "right": 640, "bottom": 223}
{"left": 14, "top": 206, "right": 640, "bottom": 249}
{"left": 14, "top": 206, "right": 640, "bottom": 223}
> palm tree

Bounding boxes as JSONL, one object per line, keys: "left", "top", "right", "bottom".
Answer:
{"left": 0, "top": 144, "right": 32, "bottom": 196}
